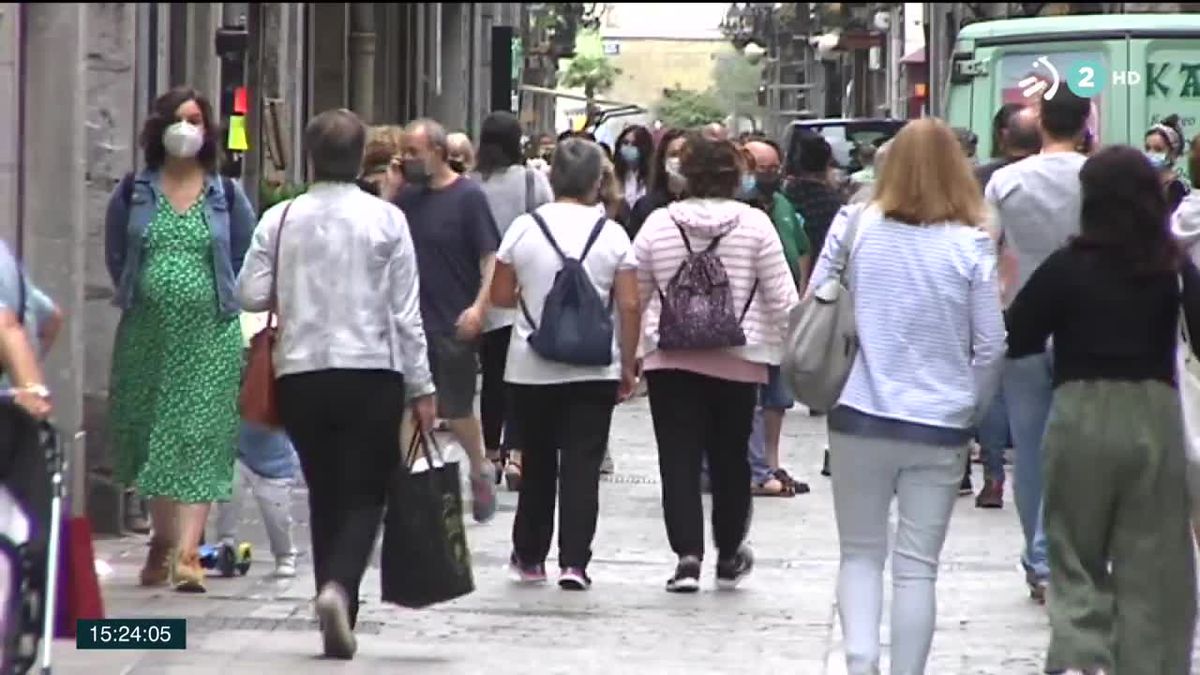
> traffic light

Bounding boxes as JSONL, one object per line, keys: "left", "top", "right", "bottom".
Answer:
{"left": 215, "top": 22, "right": 249, "bottom": 177}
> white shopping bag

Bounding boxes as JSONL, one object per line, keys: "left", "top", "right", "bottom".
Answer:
{"left": 1177, "top": 329, "right": 1200, "bottom": 513}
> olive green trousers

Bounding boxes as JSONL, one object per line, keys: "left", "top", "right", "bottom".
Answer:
{"left": 1042, "top": 380, "right": 1196, "bottom": 674}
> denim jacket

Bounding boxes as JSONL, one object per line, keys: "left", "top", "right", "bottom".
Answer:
{"left": 104, "top": 168, "right": 256, "bottom": 316}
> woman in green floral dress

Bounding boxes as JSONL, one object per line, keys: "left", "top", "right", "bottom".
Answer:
{"left": 105, "top": 88, "right": 257, "bottom": 593}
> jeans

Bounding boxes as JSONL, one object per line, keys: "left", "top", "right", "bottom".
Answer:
{"left": 829, "top": 430, "right": 967, "bottom": 675}
{"left": 1003, "top": 352, "right": 1053, "bottom": 582}
{"left": 510, "top": 381, "right": 617, "bottom": 570}
{"left": 977, "top": 385, "right": 1009, "bottom": 482}
{"left": 647, "top": 370, "right": 757, "bottom": 560}
{"left": 277, "top": 369, "right": 405, "bottom": 627}
{"left": 747, "top": 408, "right": 773, "bottom": 485}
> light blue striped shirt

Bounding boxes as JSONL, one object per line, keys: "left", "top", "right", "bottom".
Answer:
{"left": 811, "top": 205, "right": 1006, "bottom": 431}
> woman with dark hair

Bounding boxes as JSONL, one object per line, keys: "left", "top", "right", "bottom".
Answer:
{"left": 628, "top": 127, "right": 688, "bottom": 237}
{"left": 634, "top": 134, "right": 797, "bottom": 592}
{"left": 614, "top": 125, "right": 654, "bottom": 214}
{"left": 1007, "top": 145, "right": 1200, "bottom": 674}
{"left": 472, "top": 111, "right": 554, "bottom": 490}
{"left": 104, "top": 86, "right": 257, "bottom": 593}
{"left": 1145, "top": 114, "right": 1190, "bottom": 212}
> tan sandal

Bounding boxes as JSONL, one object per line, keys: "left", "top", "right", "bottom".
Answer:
{"left": 504, "top": 453, "right": 522, "bottom": 492}
{"left": 173, "top": 549, "right": 207, "bottom": 593}
{"left": 139, "top": 540, "right": 173, "bottom": 587}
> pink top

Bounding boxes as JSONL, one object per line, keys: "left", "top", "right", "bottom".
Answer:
{"left": 634, "top": 198, "right": 798, "bottom": 384}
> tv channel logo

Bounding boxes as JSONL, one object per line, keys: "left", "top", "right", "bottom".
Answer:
{"left": 1022, "top": 56, "right": 1141, "bottom": 100}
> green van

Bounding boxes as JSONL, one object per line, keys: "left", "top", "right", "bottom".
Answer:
{"left": 946, "top": 14, "right": 1200, "bottom": 164}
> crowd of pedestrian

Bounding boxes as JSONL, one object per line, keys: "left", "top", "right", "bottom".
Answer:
{"left": 1, "top": 79, "right": 1198, "bottom": 672}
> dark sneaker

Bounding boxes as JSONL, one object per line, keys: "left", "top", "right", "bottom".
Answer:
{"left": 315, "top": 583, "right": 356, "bottom": 660}
{"left": 508, "top": 553, "right": 547, "bottom": 584}
{"left": 716, "top": 545, "right": 755, "bottom": 590}
{"left": 600, "top": 450, "right": 615, "bottom": 475}
{"left": 959, "top": 471, "right": 974, "bottom": 497}
{"left": 558, "top": 567, "right": 592, "bottom": 591}
{"left": 975, "top": 478, "right": 1004, "bottom": 509}
{"left": 1024, "top": 567, "right": 1049, "bottom": 605}
{"left": 471, "top": 464, "right": 498, "bottom": 523}
{"left": 665, "top": 556, "right": 701, "bottom": 593}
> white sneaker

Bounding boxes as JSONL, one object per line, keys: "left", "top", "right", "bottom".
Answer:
{"left": 315, "top": 583, "right": 356, "bottom": 659}
{"left": 274, "top": 554, "right": 297, "bottom": 578}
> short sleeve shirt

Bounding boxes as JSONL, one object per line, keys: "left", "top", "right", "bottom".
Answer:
{"left": 395, "top": 177, "right": 501, "bottom": 336}
{"left": 497, "top": 202, "right": 635, "bottom": 385}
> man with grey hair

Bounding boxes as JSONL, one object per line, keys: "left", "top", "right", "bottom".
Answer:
{"left": 238, "top": 108, "right": 435, "bottom": 658}
{"left": 395, "top": 118, "right": 500, "bottom": 522}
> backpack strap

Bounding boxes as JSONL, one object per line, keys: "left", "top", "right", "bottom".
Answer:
{"left": 529, "top": 211, "right": 567, "bottom": 260}
{"left": 670, "top": 218, "right": 695, "bottom": 255}
{"left": 524, "top": 167, "right": 535, "bottom": 213}
{"left": 738, "top": 279, "right": 760, "bottom": 323}
{"left": 119, "top": 171, "right": 135, "bottom": 209}
{"left": 221, "top": 176, "right": 236, "bottom": 211}
{"left": 579, "top": 215, "right": 607, "bottom": 264}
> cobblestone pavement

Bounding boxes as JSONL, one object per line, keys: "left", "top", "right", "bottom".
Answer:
{"left": 55, "top": 397, "right": 1068, "bottom": 674}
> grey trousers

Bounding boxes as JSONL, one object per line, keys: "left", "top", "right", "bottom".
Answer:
{"left": 216, "top": 459, "right": 297, "bottom": 560}
{"left": 1042, "top": 380, "right": 1196, "bottom": 675}
{"left": 829, "top": 431, "right": 967, "bottom": 675}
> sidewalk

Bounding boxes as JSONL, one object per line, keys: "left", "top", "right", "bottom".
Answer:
{"left": 53, "top": 397, "right": 1056, "bottom": 674}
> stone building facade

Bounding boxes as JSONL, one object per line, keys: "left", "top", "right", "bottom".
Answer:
{"left": 0, "top": 2, "right": 520, "bottom": 533}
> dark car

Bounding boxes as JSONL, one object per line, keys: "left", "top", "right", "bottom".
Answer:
{"left": 784, "top": 118, "right": 908, "bottom": 176}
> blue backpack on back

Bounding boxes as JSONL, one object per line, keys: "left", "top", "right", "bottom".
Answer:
{"left": 519, "top": 212, "right": 614, "bottom": 367}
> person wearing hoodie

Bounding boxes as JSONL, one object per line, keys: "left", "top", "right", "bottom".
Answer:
{"left": 634, "top": 134, "right": 798, "bottom": 593}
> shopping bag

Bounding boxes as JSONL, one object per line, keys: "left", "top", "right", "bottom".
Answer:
{"left": 379, "top": 428, "right": 474, "bottom": 609}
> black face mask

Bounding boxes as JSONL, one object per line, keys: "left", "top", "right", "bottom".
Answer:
{"left": 448, "top": 159, "right": 466, "bottom": 174}
{"left": 355, "top": 177, "right": 380, "bottom": 196}
{"left": 755, "top": 171, "right": 782, "bottom": 195}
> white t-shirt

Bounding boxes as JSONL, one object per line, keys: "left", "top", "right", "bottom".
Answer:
{"left": 497, "top": 202, "right": 635, "bottom": 385}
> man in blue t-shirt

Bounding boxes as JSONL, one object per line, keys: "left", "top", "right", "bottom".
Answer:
{"left": 394, "top": 119, "right": 500, "bottom": 523}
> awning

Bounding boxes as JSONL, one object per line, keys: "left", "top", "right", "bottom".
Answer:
{"left": 901, "top": 47, "right": 926, "bottom": 65}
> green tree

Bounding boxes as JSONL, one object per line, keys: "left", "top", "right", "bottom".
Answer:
{"left": 559, "top": 54, "right": 622, "bottom": 126}
{"left": 712, "top": 53, "right": 764, "bottom": 132}
{"left": 654, "top": 87, "right": 726, "bottom": 129}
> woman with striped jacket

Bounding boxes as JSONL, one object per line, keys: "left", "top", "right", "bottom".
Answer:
{"left": 633, "top": 134, "right": 798, "bottom": 594}
{"left": 811, "top": 118, "right": 1005, "bottom": 675}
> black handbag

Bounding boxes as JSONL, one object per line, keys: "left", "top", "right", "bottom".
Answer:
{"left": 380, "top": 427, "right": 475, "bottom": 609}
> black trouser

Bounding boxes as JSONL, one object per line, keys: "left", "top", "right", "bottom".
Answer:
{"left": 277, "top": 369, "right": 405, "bottom": 627}
{"left": 646, "top": 370, "right": 756, "bottom": 561}
{"left": 0, "top": 404, "right": 49, "bottom": 551}
{"left": 480, "top": 326, "right": 520, "bottom": 453}
{"left": 510, "top": 381, "right": 617, "bottom": 570}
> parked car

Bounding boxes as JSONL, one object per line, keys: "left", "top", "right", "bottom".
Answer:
{"left": 783, "top": 118, "right": 908, "bottom": 177}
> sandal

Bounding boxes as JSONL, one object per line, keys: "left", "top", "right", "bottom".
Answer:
{"left": 487, "top": 450, "right": 505, "bottom": 485}
{"left": 752, "top": 476, "right": 794, "bottom": 498}
{"left": 504, "top": 452, "right": 522, "bottom": 492}
{"left": 774, "top": 468, "right": 811, "bottom": 495}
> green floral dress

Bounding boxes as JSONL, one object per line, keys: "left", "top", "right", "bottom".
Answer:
{"left": 110, "top": 195, "right": 242, "bottom": 502}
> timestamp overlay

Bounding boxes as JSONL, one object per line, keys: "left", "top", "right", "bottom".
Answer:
{"left": 76, "top": 618, "right": 187, "bottom": 650}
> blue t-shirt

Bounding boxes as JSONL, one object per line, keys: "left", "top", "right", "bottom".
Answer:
{"left": 0, "top": 241, "right": 56, "bottom": 386}
{"left": 395, "top": 177, "right": 500, "bottom": 336}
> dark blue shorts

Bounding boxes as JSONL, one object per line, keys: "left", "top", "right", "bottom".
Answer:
{"left": 759, "top": 365, "right": 795, "bottom": 410}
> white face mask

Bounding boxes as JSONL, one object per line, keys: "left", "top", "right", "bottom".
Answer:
{"left": 163, "top": 121, "right": 205, "bottom": 159}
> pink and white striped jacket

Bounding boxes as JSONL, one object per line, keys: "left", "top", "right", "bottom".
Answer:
{"left": 633, "top": 198, "right": 799, "bottom": 368}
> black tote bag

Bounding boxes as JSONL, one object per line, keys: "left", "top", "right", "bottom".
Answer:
{"left": 380, "top": 427, "right": 475, "bottom": 609}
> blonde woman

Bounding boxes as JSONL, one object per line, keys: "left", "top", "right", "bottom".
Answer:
{"left": 810, "top": 118, "right": 1005, "bottom": 675}
{"left": 359, "top": 125, "right": 405, "bottom": 200}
